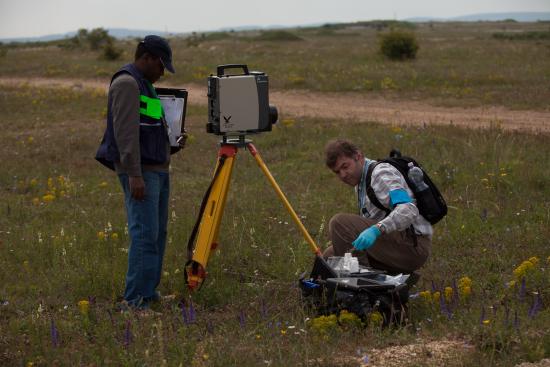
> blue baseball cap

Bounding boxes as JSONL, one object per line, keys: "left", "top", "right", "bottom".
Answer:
{"left": 141, "top": 35, "right": 175, "bottom": 73}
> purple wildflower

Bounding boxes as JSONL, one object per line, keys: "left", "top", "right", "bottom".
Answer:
{"left": 528, "top": 292, "right": 543, "bottom": 319}
{"left": 431, "top": 280, "right": 437, "bottom": 292}
{"left": 513, "top": 310, "right": 519, "bottom": 330}
{"left": 503, "top": 303, "right": 510, "bottom": 326}
{"left": 188, "top": 299, "right": 196, "bottom": 323}
{"left": 519, "top": 278, "right": 526, "bottom": 302}
{"left": 181, "top": 302, "right": 189, "bottom": 325}
{"left": 363, "top": 355, "right": 369, "bottom": 364}
{"left": 451, "top": 279, "right": 460, "bottom": 307}
{"left": 439, "top": 294, "right": 452, "bottom": 319}
{"left": 123, "top": 320, "right": 132, "bottom": 348}
{"left": 206, "top": 320, "right": 214, "bottom": 334}
{"left": 260, "top": 299, "right": 268, "bottom": 319}
{"left": 50, "top": 319, "right": 59, "bottom": 347}
{"left": 238, "top": 310, "right": 246, "bottom": 328}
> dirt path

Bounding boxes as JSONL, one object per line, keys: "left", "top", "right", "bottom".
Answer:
{"left": 2, "top": 76, "right": 548, "bottom": 133}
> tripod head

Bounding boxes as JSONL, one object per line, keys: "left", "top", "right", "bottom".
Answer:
{"left": 220, "top": 135, "right": 252, "bottom": 147}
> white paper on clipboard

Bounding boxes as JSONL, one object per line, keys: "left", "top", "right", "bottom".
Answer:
{"left": 160, "top": 96, "right": 185, "bottom": 147}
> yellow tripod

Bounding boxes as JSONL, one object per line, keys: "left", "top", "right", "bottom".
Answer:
{"left": 185, "top": 137, "right": 323, "bottom": 291}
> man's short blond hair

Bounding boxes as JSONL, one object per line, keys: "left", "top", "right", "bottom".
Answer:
{"left": 325, "top": 139, "right": 360, "bottom": 168}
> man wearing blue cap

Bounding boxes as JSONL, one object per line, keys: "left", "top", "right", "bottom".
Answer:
{"left": 96, "top": 35, "right": 184, "bottom": 310}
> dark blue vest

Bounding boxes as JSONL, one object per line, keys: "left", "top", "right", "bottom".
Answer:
{"left": 95, "top": 63, "right": 168, "bottom": 170}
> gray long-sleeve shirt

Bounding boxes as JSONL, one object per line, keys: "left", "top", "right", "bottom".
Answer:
{"left": 111, "top": 74, "right": 170, "bottom": 176}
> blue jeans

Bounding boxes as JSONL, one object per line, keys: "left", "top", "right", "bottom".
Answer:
{"left": 118, "top": 171, "right": 170, "bottom": 307}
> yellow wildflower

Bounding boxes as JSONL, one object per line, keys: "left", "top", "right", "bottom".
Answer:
{"left": 444, "top": 287, "right": 453, "bottom": 303}
{"left": 513, "top": 266, "right": 525, "bottom": 279}
{"left": 280, "top": 329, "right": 287, "bottom": 335}
{"left": 42, "top": 194, "right": 55, "bottom": 202}
{"left": 391, "top": 126, "right": 402, "bottom": 133}
{"left": 202, "top": 354, "right": 209, "bottom": 361}
{"left": 32, "top": 197, "right": 40, "bottom": 205}
{"left": 255, "top": 334, "right": 261, "bottom": 340}
{"left": 507, "top": 280, "right": 516, "bottom": 288}
{"left": 521, "top": 259, "right": 538, "bottom": 270}
{"left": 419, "top": 290, "right": 432, "bottom": 303}
{"left": 369, "top": 311, "right": 384, "bottom": 326}
{"left": 460, "top": 286, "right": 471, "bottom": 298}
{"left": 338, "top": 310, "right": 362, "bottom": 329}
{"left": 23, "top": 260, "right": 30, "bottom": 270}
{"left": 514, "top": 260, "right": 535, "bottom": 279}
{"left": 310, "top": 314, "right": 338, "bottom": 334}
{"left": 111, "top": 232, "right": 119, "bottom": 240}
{"left": 78, "top": 300, "right": 89, "bottom": 316}
{"left": 99, "top": 181, "right": 108, "bottom": 188}
{"left": 282, "top": 119, "right": 295, "bottom": 127}
{"left": 458, "top": 276, "right": 472, "bottom": 289}
{"left": 482, "top": 319, "right": 490, "bottom": 325}
{"left": 528, "top": 257, "right": 539, "bottom": 266}
{"left": 97, "top": 231, "right": 106, "bottom": 240}
{"left": 458, "top": 277, "right": 472, "bottom": 299}
{"left": 30, "top": 178, "right": 38, "bottom": 187}
{"left": 28, "top": 136, "right": 34, "bottom": 143}
{"left": 47, "top": 177, "right": 54, "bottom": 189}
{"left": 432, "top": 291, "right": 441, "bottom": 303}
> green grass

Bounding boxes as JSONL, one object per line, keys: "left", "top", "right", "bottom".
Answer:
{"left": 0, "top": 79, "right": 549, "bottom": 365}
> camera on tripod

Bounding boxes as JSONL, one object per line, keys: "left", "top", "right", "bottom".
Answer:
{"left": 207, "top": 64, "right": 278, "bottom": 136}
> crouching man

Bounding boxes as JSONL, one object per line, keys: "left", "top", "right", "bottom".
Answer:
{"left": 323, "top": 139, "right": 432, "bottom": 274}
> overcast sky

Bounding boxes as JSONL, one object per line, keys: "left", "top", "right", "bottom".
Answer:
{"left": 1, "top": 0, "right": 549, "bottom": 38}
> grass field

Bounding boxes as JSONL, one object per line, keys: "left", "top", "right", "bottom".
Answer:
{"left": 0, "top": 21, "right": 549, "bottom": 366}
{"left": 1, "top": 21, "right": 550, "bottom": 110}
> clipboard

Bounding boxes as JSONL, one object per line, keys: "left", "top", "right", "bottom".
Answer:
{"left": 155, "top": 87, "right": 188, "bottom": 147}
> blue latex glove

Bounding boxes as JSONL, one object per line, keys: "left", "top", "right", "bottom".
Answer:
{"left": 352, "top": 225, "right": 381, "bottom": 251}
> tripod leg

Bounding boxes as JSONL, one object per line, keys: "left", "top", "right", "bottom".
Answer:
{"left": 247, "top": 143, "right": 322, "bottom": 256}
{"left": 186, "top": 145, "right": 237, "bottom": 290}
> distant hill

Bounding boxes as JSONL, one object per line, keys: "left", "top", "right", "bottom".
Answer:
{"left": 407, "top": 11, "right": 550, "bottom": 22}
{"left": 0, "top": 28, "right": 174, "bottom": 44}
{"left": 2, "top": 12, "right": 550, "bottom": 43}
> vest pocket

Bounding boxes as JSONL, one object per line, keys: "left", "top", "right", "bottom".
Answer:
{"left": 139, "top": 125, "right": 167, "bottom": 164}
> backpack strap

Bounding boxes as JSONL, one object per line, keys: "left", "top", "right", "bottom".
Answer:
{"left": 365, "top": 162, "right": 391, "bottom": 216}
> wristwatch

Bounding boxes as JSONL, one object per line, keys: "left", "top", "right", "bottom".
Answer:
{"left": 376, "top": 222, "right": 386, "bottom": 234}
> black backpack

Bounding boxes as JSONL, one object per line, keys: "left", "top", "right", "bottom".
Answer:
{"left": 365, "top": 150, "right": 447, "bottom": 225}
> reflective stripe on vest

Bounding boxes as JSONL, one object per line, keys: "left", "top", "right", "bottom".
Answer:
{"left": 139, "top": 95, "right": 163, "bottom": 119}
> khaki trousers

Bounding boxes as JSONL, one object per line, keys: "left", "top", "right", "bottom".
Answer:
{"left": 323, "top": 213, "right": 431, "bottom": 274}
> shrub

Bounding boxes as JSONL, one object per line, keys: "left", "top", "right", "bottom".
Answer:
{"left": 379, "top": 30, "right": 419, "bottom": 60}
{"left": 255, "top": 30, "right": 302, "bottom": 42}
{"left": 492, "top": 31, "right": 550, "bottom": 40}
{"left": 101, "top": 39, "right": 122, "bottom": 61}
{"left": 87, "top": 27, "right": 111, "bottom": 50}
